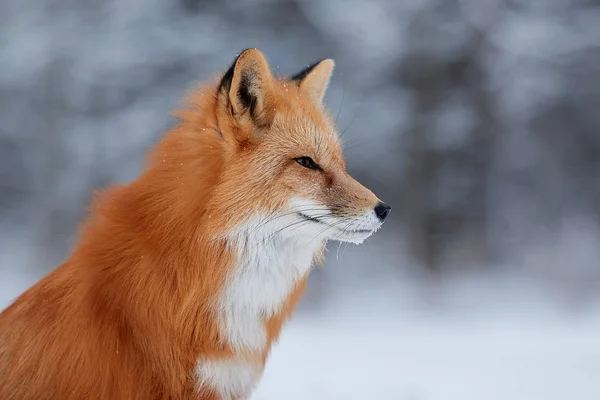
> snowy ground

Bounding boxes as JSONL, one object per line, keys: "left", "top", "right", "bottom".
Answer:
{"left": 254, "top": 311, "right": 600, "bottom": 400}
{"left": 253, "top": 264, "right": 600, "bottom": 400}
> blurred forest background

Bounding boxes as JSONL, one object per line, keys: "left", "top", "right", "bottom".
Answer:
{"left": 1, "top": 1, "right": 600, "bottom": 398}
{"left": 2, "top": 0, "right": 599, "bottom": 307}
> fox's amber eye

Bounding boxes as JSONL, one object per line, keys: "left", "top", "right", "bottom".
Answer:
{"left": 294, "top": 156, "right": 320, "bottom": 170}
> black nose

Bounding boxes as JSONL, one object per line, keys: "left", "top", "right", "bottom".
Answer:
{"left": 374, "top": 202, "right": 391, "bottom": 221}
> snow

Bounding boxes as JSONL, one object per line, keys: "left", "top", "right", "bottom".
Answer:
{"left": 254, "top": 311, "right": 600, "bottom": 400}
{"left": 252, "top": 264, "right": 600, "bottom": 400}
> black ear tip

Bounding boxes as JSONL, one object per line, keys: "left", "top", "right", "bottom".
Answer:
{"left": 218, "top": 49, "right": 259, "bottom": 93}
{"left": 290, "top": 59, "right": 326, "bottom": 82}
{"left": 237, "top": 48, "right": 258, "bottom": 59}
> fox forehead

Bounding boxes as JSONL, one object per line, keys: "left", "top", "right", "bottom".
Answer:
{"left": 267, "top": 87, "right": 344, "bottom": 165}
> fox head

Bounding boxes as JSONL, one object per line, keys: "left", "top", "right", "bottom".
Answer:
{"left": 160, "top": 49, "right": 390, "bottom": 246}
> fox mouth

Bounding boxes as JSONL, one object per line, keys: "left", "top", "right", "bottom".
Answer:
{"left": 297, "top": 212, "right": 372, "bottom": 235}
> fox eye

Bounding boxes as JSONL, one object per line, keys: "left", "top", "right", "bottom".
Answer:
{"left": 294, "top": 156, "right": 320, "bottom": 170}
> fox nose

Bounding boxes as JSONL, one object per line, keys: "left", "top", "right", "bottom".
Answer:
{"left": 374, "top": 202, "right": 391, "bottom": 221}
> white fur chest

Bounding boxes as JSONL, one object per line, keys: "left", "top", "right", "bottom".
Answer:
{"left": 195, "top": 215, "right": 321, "bottom": 397}
{"left": 195, "top": 358, "right": 263, "bottom": 399}
{"left": 217, "top": 218, "right": 318, "bottom": 352}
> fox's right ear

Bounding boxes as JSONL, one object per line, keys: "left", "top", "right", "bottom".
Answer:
{"left": 291, "top": 59, "right": 335, "bottom": 106}
{"left": 218, "top": 49, "right": 275, "bottom": 129}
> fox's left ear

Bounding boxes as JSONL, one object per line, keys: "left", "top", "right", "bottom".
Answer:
{"left": 292, "top": 59, "right": 335, "bottom": 106}
{"left": 219, "top": 48, "right": 275, "bottom": 128}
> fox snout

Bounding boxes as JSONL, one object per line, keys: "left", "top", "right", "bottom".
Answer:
{"left": 374, "top": 202, "right": 391, "bottom": 221}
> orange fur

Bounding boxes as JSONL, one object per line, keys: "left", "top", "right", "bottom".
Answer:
{"left": 0, "top": 49, "right": 387, "bottom": 400}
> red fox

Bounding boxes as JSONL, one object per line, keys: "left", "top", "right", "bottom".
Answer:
{"left": 0, "top": 49, "right": 390, "bottom": 400}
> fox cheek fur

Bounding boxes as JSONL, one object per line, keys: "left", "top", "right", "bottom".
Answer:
{"left": 0, "top": 48, "right": 390, "bottom": 400}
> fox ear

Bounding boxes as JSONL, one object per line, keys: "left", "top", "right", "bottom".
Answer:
{"left": 292, "top": 59, "right": 335, "bottom": 106}
{"left": 219, "top": 48, "right": 274, "bottom": 127}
